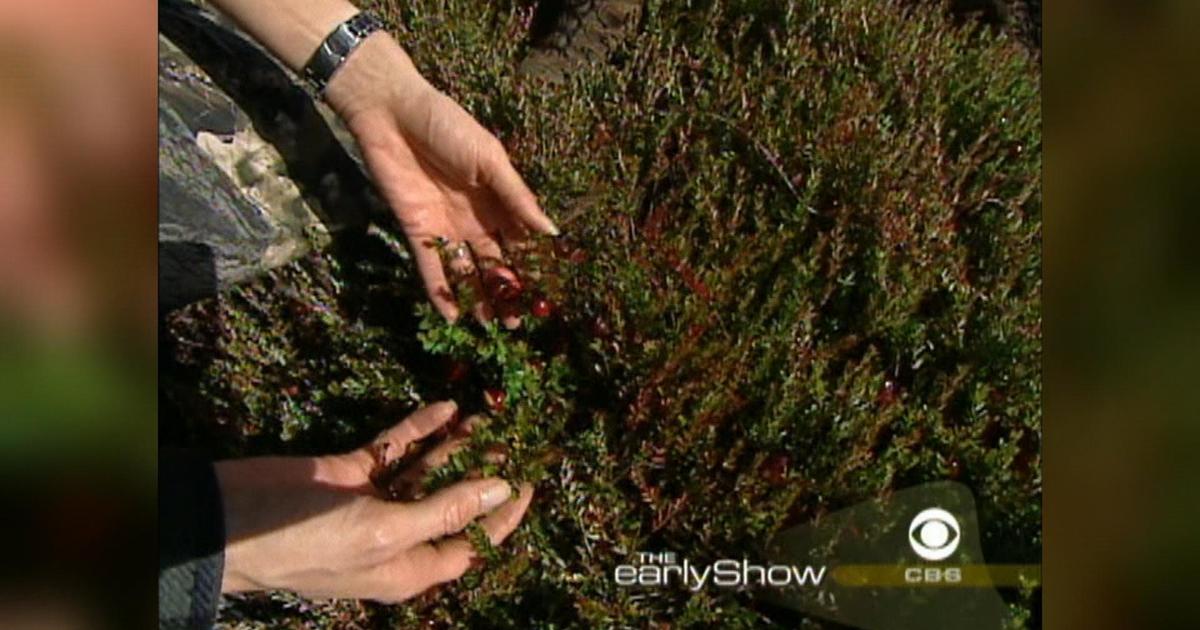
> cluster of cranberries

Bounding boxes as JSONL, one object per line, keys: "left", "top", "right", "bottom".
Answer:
{"left": 444, "top": 263, "right": 565, "bottom": 414}
{"left": 442, "top": 360, "right": 507, "bottom": 412}
{"left": 482, "top": 268, "right": 556, "bottom": 321}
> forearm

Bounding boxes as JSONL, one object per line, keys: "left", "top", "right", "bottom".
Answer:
{"left": 205, "top": 0, "right": 360, "bottom": 72}
{"left": 204, "top": 0, "right": 428, "bottom": 121}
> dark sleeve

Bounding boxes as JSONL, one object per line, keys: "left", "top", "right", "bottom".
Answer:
{"left": 159, "top": 449, "right": 226, "bottom": 630}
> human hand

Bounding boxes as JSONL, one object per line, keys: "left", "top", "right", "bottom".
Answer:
{"left": 216, "top": 401, "right": 534, "bottom": 601}
{"left": 324, "top": 33, "right": 558, "bottom": 326}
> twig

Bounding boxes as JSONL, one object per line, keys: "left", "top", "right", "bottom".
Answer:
{"left": 701, "top": 112, "right": 816, "bottom": 214}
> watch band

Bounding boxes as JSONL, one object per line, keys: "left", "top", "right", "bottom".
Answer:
{"left": 302, "top": 11, "right": 386, "bottom": 96}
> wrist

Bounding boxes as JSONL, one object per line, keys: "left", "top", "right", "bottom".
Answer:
{"left": 214, "top": 459, "right": 260, "bottom": 593}
{"left": 214, "top": 457, "right": 313, "bottom": 593}
{"left": 322, "top": 32, "right": 430, "bottom": 122}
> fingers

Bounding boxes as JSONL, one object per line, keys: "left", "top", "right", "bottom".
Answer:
{"left": 403, "top": 483, "right": 534, "bottom": 588}
{"left": 466, "top": 232, "right": 505, "bottom": 272}
{"left": 407, "top": 478, "right": 515, "bottom": 543}
{"left": 467, "top": 234, "right": 522, "bottom": 329}
{"left": 408, "top": 235, "right": 460, "bottom": 321}
{"left": 494, "top": 213, "right": 531, "bottom": 251}
{"left": 477, "top": 195, "right": 532, "bottom": 252}
{"left": 479, "top": 482, "right": 534, "bottom": 545}
{"left": 417, "top": 415, "right": 482, "bottom": 469}
{"left": 483, "top": 150, "right": 558, "bottom": 237}
{"left": 348, "top": 119, "right": 465, "bottom": 323}
{"left": 370, "top": 401, "right": 459, "bottom": 467}
{"left": 443, "top": 240, "right": 493, "bottom": 323}
{"left": 384, "top": 416, "right": 508, "bottom": 500}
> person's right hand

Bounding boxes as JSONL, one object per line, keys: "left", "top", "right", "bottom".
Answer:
{"left": 216, "top": 401, "right": 534, "bottom": 602}
{"left": 325, "top": 33, "right": 557, "bottom": 327}
{"left": 205, "top": 0, "right": 555, "bottom": 325}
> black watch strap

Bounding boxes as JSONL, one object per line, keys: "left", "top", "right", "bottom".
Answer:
{"left": 302, "top": 11, "right": 386, "bottom": 96}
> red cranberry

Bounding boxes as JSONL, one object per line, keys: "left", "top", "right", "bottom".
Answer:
{"left": 446, "top": 360, "right": 470, "bottom": 383}
{"left": 947, "top": 456, "right": 962, "bottom": 480}
{"left": 484, "top": 388, "right": 507, "bottom": 412}
{"left": 760, "top": 453, "right": 790, "bottom": 486}
{"left": 498, "top": 282, "right": 522, "bottom": 301}
{"left": 590, "top": 317, "right": 611, "bottom": 339}
{"left": 877, "top": 380, "right": 899, "bottom": 406}
{"left": 531, "top": 297, "right": 554, "bottom": 319}
{"left": 282, "top": 385, "right": 300, "bottom": 397}
{"left": 485, "top": 272, "right": 522, "bottom": 301}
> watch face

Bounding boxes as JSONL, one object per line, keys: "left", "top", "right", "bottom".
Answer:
{"left": 327, "top": 26, "right": 358, "bottom": 58}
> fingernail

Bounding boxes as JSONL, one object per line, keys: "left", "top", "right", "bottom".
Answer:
{"left": 480, "top": 480, "right": 513, "bottom": 511}
{"left": 437, "top": 400, "right": 459, "bottom": 419}
{"left": 546, "top": 221, "right": 561, "bottom": 237}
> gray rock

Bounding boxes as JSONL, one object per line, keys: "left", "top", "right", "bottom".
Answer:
{"left": 158, "top": 0, "right": 386, "bottom": 312}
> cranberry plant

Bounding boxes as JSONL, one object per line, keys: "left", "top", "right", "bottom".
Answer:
{"left": 165, "top": 0, "right": 1040, "bottom": 626}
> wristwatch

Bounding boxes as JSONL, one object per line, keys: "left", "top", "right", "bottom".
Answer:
{"left": 302, "top": 11, "right": 386, "bottom": 96}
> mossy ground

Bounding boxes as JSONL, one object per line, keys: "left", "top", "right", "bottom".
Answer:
{"left": 162, "top": 1, "right": 1040, "bottom": 626}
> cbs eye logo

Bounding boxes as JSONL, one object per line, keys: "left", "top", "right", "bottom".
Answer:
{"left": 908, "top": 508, "right": 961, "bottom": 561}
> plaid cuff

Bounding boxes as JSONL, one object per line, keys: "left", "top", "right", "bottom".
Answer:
{"left": 159, "top": 449, "right": 226, "bottom": 630}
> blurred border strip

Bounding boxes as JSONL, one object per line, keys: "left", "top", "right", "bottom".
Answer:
{"left": 0, "top": 0, "right": 158, "bottom": 628}
{"left": 1046, "top": 1, "right": 1200, "bottom": 629}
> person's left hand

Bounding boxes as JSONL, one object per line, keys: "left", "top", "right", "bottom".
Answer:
{"left": 324, "top": 33, "right": 557, "bottom": 327}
